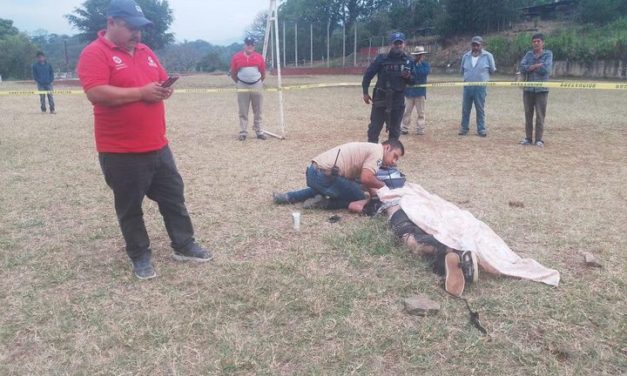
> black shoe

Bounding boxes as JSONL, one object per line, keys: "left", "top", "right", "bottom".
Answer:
{"left": 238, "top": 134, "right": 246, "bottom": 141}
{"left": 172, "top": 243, "right": 213, "bottom": 262}
{"left": 458, "top": 129, "right": 468, "bottom": 136}
{"left": 256, "top": 133, "right": 267, "bottom": 140}
{"left": 519, "top": 138, "right": 532, "bottom": 145}
{"left": 50, "top": 110, "right": 56, "bottom": 114}
{"left": 456, "top": 250, "right": 479, "bottom": 284}
{"left": 477, "top": 131, "right": 487, "bottom": 137}
{"left": 131, "top": 255, "right": 157, "bottom": 280}
{"left": 272, "top": 192, "right": 290, "bottom": 204}
{"left": 401, "top": 130, "right": 409, "bottom": 135}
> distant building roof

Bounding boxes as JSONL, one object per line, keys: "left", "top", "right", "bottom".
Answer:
{"left": 521, "top": 0, "right": 576, "bottom": 19}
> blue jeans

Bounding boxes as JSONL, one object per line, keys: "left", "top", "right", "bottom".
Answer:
{"left": 286, "top": 165, "right": 366, "bottom": 209}
{"left": 461, "top": 86, "right": 487, "bottom": 132}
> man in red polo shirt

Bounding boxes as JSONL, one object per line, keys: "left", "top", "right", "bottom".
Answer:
{"left": 230, "top": 36, "right": 266, "bottom": 141}
{"left": 77, "top": 0, "right": 212, "bottom": 279}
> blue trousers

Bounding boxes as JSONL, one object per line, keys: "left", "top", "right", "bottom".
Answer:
{"left": 286, "top": 165, "right": 366, "bottom": 209}
{"left": 460, "top": 86, "right": 487, "bottom": 133}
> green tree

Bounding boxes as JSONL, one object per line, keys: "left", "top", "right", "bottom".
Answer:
{"left": 0, "top": 18, "right": 19, "bottom": 37}
{"left": 246, "top": 11, "right": 268, "bottom": 51}
{"left": 436, "top": 0, "right": 525, "bottom": 36}
{"left": 65, "top": 0, "right": 174, "bottom": 50}
{"left": 0, "top": 19, "right": 39, "bottom": 79}
{"left": 158, "top": 40, "right": 212, "bottom": 72}
{"left": 576, "top": 0, "right": 627, "bottom": 25}
{"left": 196, "top": 50, "right": 226, "bottom": 73}
{"left": 31, "top": 30, "right": 87, "bottom": 73}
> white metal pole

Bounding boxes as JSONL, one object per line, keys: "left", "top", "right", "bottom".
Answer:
{"left": 342, "top": 22, "right": 345, "bottom": 67}
{"left": 270, "top": 25, "right": 275, "bottom": 69}
{"left": 295, "top": 22, "right": 298, "bottom": 67}
{"left": 310, "top": 23, "right": 313, "bottom": 67}
{"left": 275, "top": 1, "right": 285, "bottom": 138}
{"left": 354, "top": 23, "right": 357, "bottom": 66}
{"left": 282, "top": 21, "right": 286, "bottom": 67}
{"left": 326, "top": 18, "right": 330, "bottom": 68}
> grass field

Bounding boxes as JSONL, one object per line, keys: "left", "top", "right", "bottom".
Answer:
{"left": 1, "top": 74, "right": 625, "bottom": 375}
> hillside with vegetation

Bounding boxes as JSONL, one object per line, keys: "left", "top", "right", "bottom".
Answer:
{"left": 1, "top": 0, "right": 626, "bottom": 79}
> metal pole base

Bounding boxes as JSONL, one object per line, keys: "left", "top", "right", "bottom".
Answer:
{"left": 264, "top": 130, "right": 285, "bottom": 139}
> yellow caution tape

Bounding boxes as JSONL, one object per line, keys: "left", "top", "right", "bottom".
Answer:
{"left": 1, "top": 81, "right": 626, "bottom": 96}
{"left": 0, "top": 89, "right": 85, "bottom": 96}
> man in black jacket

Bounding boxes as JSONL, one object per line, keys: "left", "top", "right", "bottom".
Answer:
{"left": 362, "top": 32, "right": 414, "bottom": 143}
{"left": 32, "top": 51, "right": 56, "bottom": 114}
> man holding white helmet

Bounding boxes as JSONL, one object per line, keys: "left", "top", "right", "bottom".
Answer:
{"left": 230, "top": 36, "right": 266, "bottom": 141}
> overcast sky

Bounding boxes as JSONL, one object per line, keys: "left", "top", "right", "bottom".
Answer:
{"left": 1, "top": 0, "right": 270, "bottom": 45}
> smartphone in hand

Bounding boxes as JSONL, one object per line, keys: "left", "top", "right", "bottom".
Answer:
{"left": 160, "top": 76, "right": 179, "bottom": 88}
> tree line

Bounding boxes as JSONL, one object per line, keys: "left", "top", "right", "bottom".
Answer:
{"left": 1, "top": 0, "right": 625, "bottom": 80}
{"left": 262, "top": 0, "right": 627, "bottom": 66}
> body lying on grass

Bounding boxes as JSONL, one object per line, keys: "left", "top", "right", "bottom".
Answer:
{"left": 349, "top": 181, "right": 561, "bottom": 297}
{"left": 273, "top": 140, "right": 405, "bottom": 209}
{"left": 348, "top": 196, "right": 478, "bottom": 297}
{"left": 273, "top": 142, "right": 559, "bottom": 296}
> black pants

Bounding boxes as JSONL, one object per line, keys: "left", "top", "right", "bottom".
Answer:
{"left": 390, "top": 209, "right": 441, "bottom": 248}
{"left": 367, "top": 104, "right": 405, "bottom": 143}
{"left": 37, "top": 83, "right": 55, "bottom": 112}
{"left": 523, "top": 91, "right": 548, "bottom": 142}
{"left": 389, "top": 209, "right": 447, "bottom": 275}
{"left": 99, "top": 145, "right": 195, "bottom": 260}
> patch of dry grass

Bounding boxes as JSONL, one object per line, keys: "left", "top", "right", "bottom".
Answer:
{"left": 1, "top": 74, "right": 625, "bottom": 375}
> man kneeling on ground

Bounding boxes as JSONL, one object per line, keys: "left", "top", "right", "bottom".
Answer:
{"left": 273, "top": 140, "right": 405, "bottom": 209}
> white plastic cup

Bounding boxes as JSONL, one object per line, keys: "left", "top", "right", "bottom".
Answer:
{"left": 292, "top": 212, "right": 301, "bottom": 231}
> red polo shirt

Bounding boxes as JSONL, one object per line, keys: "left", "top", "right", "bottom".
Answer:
{"left": 230, "top": 51, "right": 266, "bottom": 76}
{"left": 77, "top": 30, "right": 168, "bottom": 153}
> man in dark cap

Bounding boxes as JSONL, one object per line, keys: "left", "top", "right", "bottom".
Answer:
{"left": 362, "top": 32, "right": 414, "bottom": 143}
{"left": 230, "top": 36, "right": 267, "bottom": 141}
{"left": 77, "top": 0, "right": 213, "bottom": 280}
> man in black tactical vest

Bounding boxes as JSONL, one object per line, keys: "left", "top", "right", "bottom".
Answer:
{"left": 362, "top": 32, "right": 414, "bottom": 143}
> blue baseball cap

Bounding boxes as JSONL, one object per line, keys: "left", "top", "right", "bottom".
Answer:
{"left": 389, "top": 32, "right": 406, "bottom": 43}
{"left": 107, "top": 0, "right": 153, "bottom": 28}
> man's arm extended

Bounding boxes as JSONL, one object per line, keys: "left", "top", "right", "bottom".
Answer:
{"left": 360, "top": 168, "right": 384, "bottom": 190}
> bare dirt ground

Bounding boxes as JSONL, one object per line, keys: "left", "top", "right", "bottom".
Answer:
{"left": 1, "top": 74, "right": 625, "bottom": 375}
